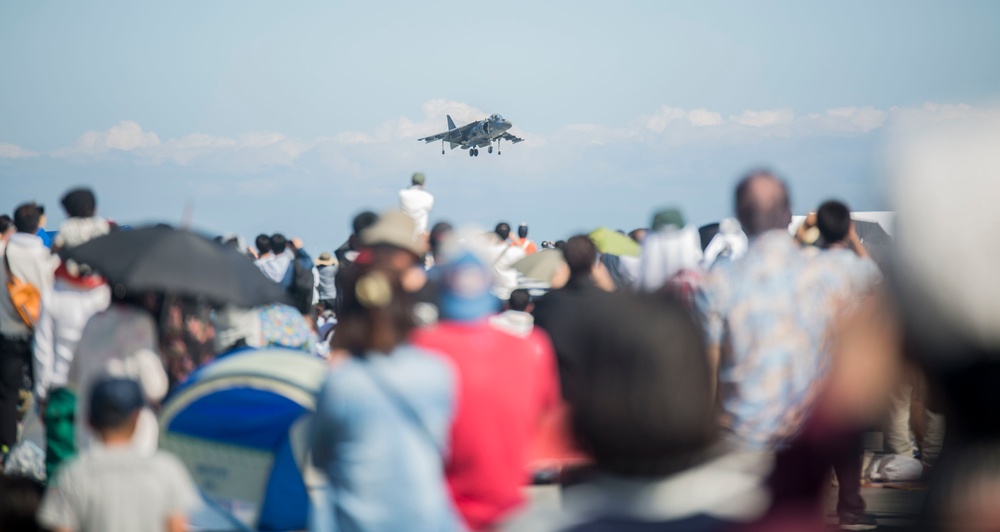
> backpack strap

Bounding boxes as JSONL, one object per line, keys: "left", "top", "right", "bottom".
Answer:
{"left": 358, "top": 357, "right": 444, "bottom": 457}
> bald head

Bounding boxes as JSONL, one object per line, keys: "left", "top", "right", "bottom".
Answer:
{"left": 735, "top": 170, "right": 792, "bottom": 237}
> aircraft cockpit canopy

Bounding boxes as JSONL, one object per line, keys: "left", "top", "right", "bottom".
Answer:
{"left": 491, "top": 114, "right": 504, "bottom": 121}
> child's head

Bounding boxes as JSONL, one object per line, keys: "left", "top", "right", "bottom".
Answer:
{"left": 88, "top": 377, "right": 144, "bottom": 441}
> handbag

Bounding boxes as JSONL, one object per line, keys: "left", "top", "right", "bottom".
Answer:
{"left": 4, "top": 249, "right": 41, "bottom": 329}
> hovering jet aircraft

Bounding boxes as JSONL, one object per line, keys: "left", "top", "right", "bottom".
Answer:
{"left": 418, "top": 113, "right": 524, "bottom": 156}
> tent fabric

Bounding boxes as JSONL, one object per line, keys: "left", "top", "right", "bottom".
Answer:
{"left": 160, "top": 348, "right": 328, "bottom": 531}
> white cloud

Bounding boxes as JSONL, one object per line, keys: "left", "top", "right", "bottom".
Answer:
{"left": 730, "top": 108, "right": 795, "bottom": 128}
{"left": 0, "top": 142, "right": 37, "bottom": 159}
{"left": 687, "top": 109, "right": 724, "bottom": 127}
{"left": 54, "top": 120, "right": 161, "bottom": 157}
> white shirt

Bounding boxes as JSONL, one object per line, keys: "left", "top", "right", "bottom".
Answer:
{"left": 69, "top": 305, "right": 169, "bottom": 455}
{"left": 257, "top": 251, "right": 292, "bottom": 284}
{"left": 488, "top": 240, "right": 526, "bottom": 300}
{"left": 33, "top": 279, "right": 111, "bottom": 400}
{"left": 489, "top": 310, "right": 535, "bottom": 338}
{"left": 399, "top": 186, "right": 435, "bottom": 235}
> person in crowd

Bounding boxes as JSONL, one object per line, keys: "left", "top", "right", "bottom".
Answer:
{"left": 259, "top": 233, "right": 292, "bottom": 283}
{"left": 253, "top": 233, "right": 272, "bottom": 266}
{"left": 490, "top": 288, "right": 535, "bottom": 338}
{"left": 637, "top": 208, "right": 704, "bottom": 297}
{"left": 35, "top": 205, "right": 52, "bottom": 249}
{"left": 399, "top": 172, "right": 434, "bottom": 236}
{"left": 510, "top": 223, "right": 538, "bottom": 255}
{"left": 428, "top": 221, "right": 454, "bottom": 267}
{"left": 315, "top": 252, "right": 338, "bottom": 312}
{"left": 695, "top": 171, "right": 877, "bottom": 529}
{"left": 0, "top": 203, "right": 59, "bottom": 459}
{"left": 334, "top": 211, "right": 379, "bottom": 312}
{"left": 33, "top": 188, "right": 113, "bottom": 478}
{"left": 0, "top": 215, "right": 14, "bottom": 242}
{"left": 506, "top": 293, "right": 765, "bottom": 531}
{"left": 627, "top": 227, "right": 647, "bottom": 244}
{"left": 701, "top": 217, "right": 748, "bottom": 270}
{"left": 488, "top": 222, "right": 526, "bottom": 300}
{"left": 68, "top": 291, "right": 168, "bottom": 455}
{"left": 533, "top": 235, "right": 616, "bottom": 388}
{"left": 37, "top": 377, "right": 199, "bottom": 532}
{"left": 51, "top": 188, "right": 111, "bottom": 253}
{"left": 310, "top": 244, "right": 460, "bottom": 532}
{"left": 412, "top": 242, "right": 560, "bottom": 530}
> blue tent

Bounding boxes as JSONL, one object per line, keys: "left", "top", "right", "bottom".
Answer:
{"left": 159, "top": 349, "right": 328, "bottom": 531}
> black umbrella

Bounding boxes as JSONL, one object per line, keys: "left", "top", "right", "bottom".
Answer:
{"left": 61, "top": 225, "right": 286, "bottom": 307}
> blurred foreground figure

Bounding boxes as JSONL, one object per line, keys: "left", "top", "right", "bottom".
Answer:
{"left": 506, "top": 293, "right": 768, "bottom": 531}
{"left": 38, "top": 377, "right": 198, "bottom": 532}
{"left": 310, "top": 230, "right": 460, "bottom": 531}
{"left": 413, "top": 241, "right": 560, "bottom": 530}
{"left": 888, "top": 114, "right": 1000, "bottom": 531}
{"left": 696, "top": 172, "right": 879, "bottom": 529}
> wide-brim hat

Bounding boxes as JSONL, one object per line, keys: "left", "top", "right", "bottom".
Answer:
{"left": 315, "top": 252, "right": 336, "bottom": 266}
{"left": 360, "top": 210, "right": 426, "bottom": 257}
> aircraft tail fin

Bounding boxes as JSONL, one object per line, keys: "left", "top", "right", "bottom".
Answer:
{"left": 447, "top": 115, "right": 457, "bottom": 131}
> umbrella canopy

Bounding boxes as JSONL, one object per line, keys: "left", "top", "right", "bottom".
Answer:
{"left": 61, "top": 226, "right": 286, "bottom": 307}
{"left": 513, "top": 249, "right": 566, "bottom": 283}
{"left": 588, "top": 227, "right": 642, "bottom": 257}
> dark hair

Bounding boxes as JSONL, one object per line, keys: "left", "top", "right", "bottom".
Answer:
{"left": 270, "top": 233, "right": 288, "bottom": 255}
{"left": 0, "top": 215, "right": 12, "bottom": 234}
{"left": 352, "top": 211, "right": 379, "bottom": 237}
{"left": 255, "top": 234, "right": 271, "bottom": 255}
{"left": 518, "top": 224, "right": 528, "bottom": 239}
{"left": 508, "top": 289, "right": 531, "bottom": 312}
{"left": 0, "top": 474, "right": 45, "bottom": 532}
{"left": 495, "top": 222, "right": 511, "bottom": 241}
{"left": 429, "top": 221, "right": 453, "bottom": 260}
{"left": 554, "top": 240, "right": 566, "bottom": 250}
{"left": 565, "top": 293, "right": 716, "bottom": 476}
{"left": 60, "top": 187, "right": 97, "bottom": 218}
{"left": 735, "top": 169, "right": 791, "bottom": 237}
{"left": 331, "top": 259, "right": 416, "bottom": 355}
{"left": 628, "top": 228, "right": 647, "bottom": 243}
{"left": 816, "top": 200, "right": 852, "bottom": 243}
{"left": 13, "top": 203, "right": 40, "bottom": 234}
{"left": 563, "top": 235, "right": 598, "bottom": 278}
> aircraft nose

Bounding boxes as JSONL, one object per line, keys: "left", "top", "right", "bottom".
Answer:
{"left": 502, "top": 120, "right": 511, "bottom": 130}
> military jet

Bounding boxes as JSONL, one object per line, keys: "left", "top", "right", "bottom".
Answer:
{"left": 418, "top": 113, "right": 524, "bottom": 157}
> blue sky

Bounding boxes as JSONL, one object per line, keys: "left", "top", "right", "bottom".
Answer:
{"left": 2, "top": 1, "right": 999, "bottom": 250}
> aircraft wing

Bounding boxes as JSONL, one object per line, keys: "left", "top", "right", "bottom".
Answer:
{"left": 418, "top": 120, "right": 478, "bottom": 143}
{"left": 500, "top": 132, "right": 524, "bottom": 144}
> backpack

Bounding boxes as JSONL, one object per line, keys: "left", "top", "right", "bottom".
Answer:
{"left": 4, "top": 250, "right": 41, "bottom": 329}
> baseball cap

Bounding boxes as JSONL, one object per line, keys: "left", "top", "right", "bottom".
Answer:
{"left": 411, "top": 172, "right": 426, "bottom": 186}
{"left": 88, "top": 377, "right": 144, "bottom": 429}
{"left": 436, "top": 250, "right": 499, "bottom": 322}
{"left": 651, "top": 208, "right": 685, "bottom": 231}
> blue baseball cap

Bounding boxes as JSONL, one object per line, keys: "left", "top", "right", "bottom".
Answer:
{"left": 88, "top": 377, "right": 144, "bottom": 429}
{"left": 436, "top": 251, "right": 499, "bottom": 322}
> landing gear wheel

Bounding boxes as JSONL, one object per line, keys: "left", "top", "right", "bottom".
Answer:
{"left": 468, "top": 149, "right": 474, "bottom": 157}
{"left": 488, "top": 146, "right": 493, "bottom": 154}
{"left": 474, "top": 149, "right": 480, "bottom": 156}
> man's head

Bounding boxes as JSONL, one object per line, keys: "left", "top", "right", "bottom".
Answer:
{"left": 628, "top": 228, "right": 647, "bottom": 243}
{"left": 0, "top": 215, "right": 12, "bottom": 238}
{"left": 507, "top": 288, "right": 532, "bottom": 313}
{"left": 255, "top": 234, "right": 271, "bottom": 256}
{"left": 734, "top": 170, "right": 792, "bottom": 238}
{"left": 352, "top": 210, "right": 379, "bottom": 237}
{"left": 411, "top": 172, "right": 426, "bottom": 187}
{"left": 565, "top": 293, "right": 716, "bottom": 477}
{"left": 518, "top": 223, "right": 529, "bottom": 239}
{"left": 816, "top": 200, "right": 852, "bottom": 244}
{"left": 88, "top": 377, "right": 144, "bottom": 440}
{"left": 12, "top": 203, "right": 41, "bottom": 234}
{"left": 563, "top": 235, "right": 599, "bottom": 279}
{"left": 495, "top": 222, "right": 511, "bottom": 241}
{"left": 60, "top": 188, "right": 97, "bottom": 218}
{"left": 429, "top": 221, "right": 453, "bottom": 261}
{"left": 271, "top": 234, "right": 289, "bottom": 255}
